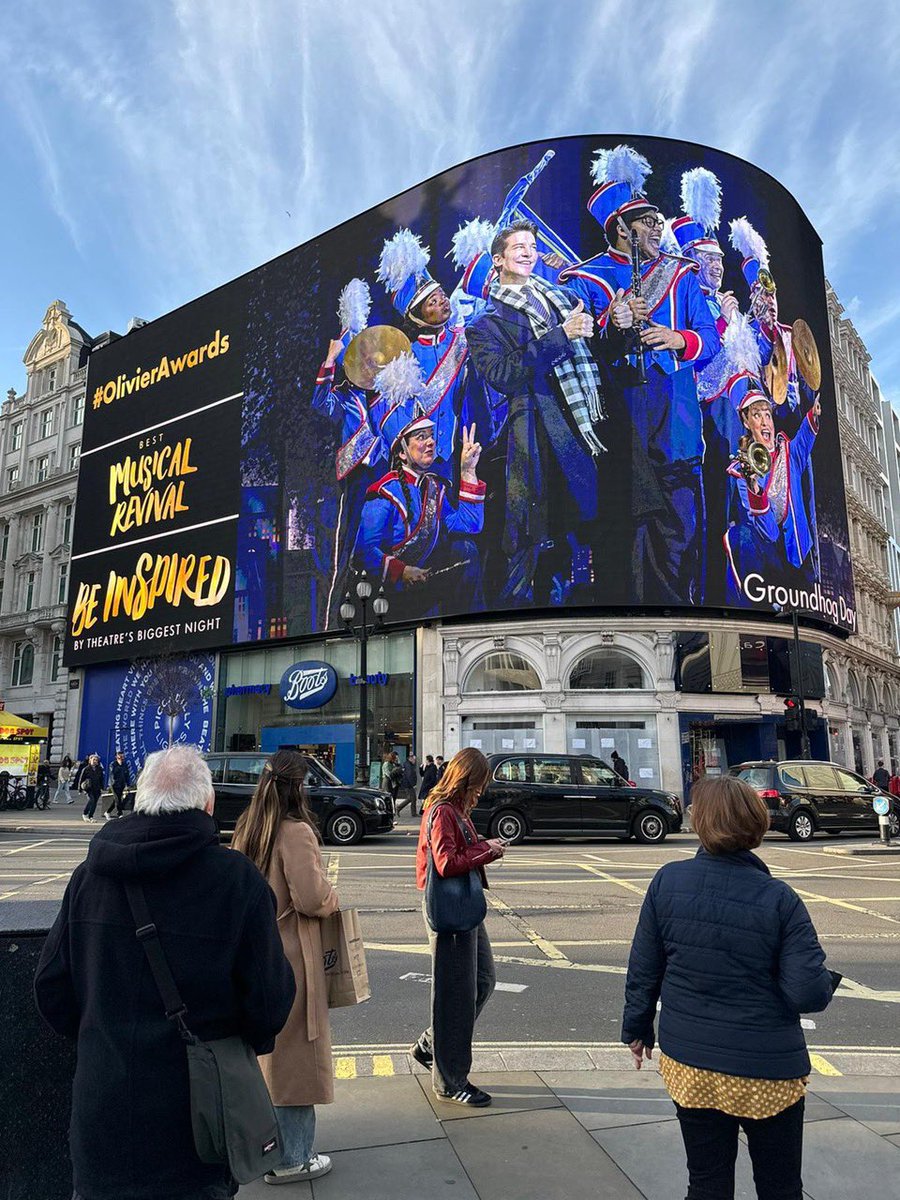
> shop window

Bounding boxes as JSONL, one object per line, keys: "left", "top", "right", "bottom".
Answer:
{"left": 464, "top": 652, "right": 540, "bottom": 692}
{"left": 224, "top": 756, "right": 267, "bottom": 784}
{"left": 569, "top": 649, "right": 645, "bottom": 690}
{"left": 531, "top": 758, "right": 573, "bottom": 785}
{"left": 494, "top": 758, "right": 528, "bottom": 783}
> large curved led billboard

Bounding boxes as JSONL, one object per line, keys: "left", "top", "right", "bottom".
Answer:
{"left": 65, "top": 135, "right": 855, "bottom": 666}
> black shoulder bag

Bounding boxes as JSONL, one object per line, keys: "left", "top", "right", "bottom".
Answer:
{"left": 124, "top": 882, "right": 281, "bottom": 1185}
{"left": 424, "top": 803, "right": 488, "bottom": 934}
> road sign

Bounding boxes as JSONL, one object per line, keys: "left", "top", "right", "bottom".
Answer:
{"left": 873, "top": 796, "right": 890, "bottom": 816}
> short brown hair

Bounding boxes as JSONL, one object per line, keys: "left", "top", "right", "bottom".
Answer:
{"left": 491, "top": 218, "right": 538, "bottom": 261}
{"left": 690, "top": 775, "right": 769, "bottom": 854}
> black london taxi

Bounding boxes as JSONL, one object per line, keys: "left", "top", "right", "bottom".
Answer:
{"left": 470, "top": 753, "right": 683, "bottom": 844}
{"left": 206, "top": 751, "right": 395, "bottom": 844}
{"left": 729, "top": 759, "right": 900, "bottom": 841}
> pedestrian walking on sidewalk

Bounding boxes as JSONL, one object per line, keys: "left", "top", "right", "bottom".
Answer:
{"left": 34, "top": 744, "right": 295, "bottom": 1200}
{"left": 108, "top": 750, "right": 132, "bottom": 817}
{"left": 79, "top": 754, "right": 104, "bottom": 822}
{"left": 395, "top": 753, "right": 419, "bottom": 817}
{"left": 622, "top": 774, "right": 842, "bottom": 1200}
{"left": 419, "top": 754, "right": 438, "bottom": 803}
{"left": 232, "top": 749, "right": 340, "bottom": 1185}
{"left": 53, "top": 755, "right": 73, "bottom": 804}
{"left": 411, "top": 747, "right": 506, "bottom": 1106}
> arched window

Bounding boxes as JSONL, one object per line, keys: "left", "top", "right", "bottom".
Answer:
{"left": 865, "top": 678, "right": 878, "bottom": 711}
{"left": 464, "top": 652, "right": 540, "bottom": 693}
{"left": 848, "top": 671, "right": 863, "bottom": 708}
{"left": 569, "top": 649, "right": 646, "bottom": 690}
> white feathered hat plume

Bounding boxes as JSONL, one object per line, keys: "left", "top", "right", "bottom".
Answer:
{"left": 337, "top": 278, "right": 371, "bottom": 336}
{"left": 680, "top": 168, "right": 722, "bottom": 233}
{"left": 729, "top": 217, "right": 770, "bottom": 269}
{"left": 659, "top": 219, "right": 682, "bottom": 257}
{"left": 591, "top": 144, "right": 653, "bottom": 194}
{"left": 449, "top": 218, "right": 496, "bottom": 269}
{"left": 377, "top": 229, "right": 431, "bottom": 293}
{"left": 373, "top": 351, "right": 427, "bottom": 405}
{"left": 723, "top": 313, "right": 762, "bottom": 376}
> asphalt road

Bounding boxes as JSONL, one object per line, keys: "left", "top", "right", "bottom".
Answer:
{"left": 3, "top": 807, "right": 899, "bottom": 1061}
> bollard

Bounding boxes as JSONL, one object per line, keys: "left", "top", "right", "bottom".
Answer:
{"left": 879, "top": 813, "right": 892, "bottom": 846}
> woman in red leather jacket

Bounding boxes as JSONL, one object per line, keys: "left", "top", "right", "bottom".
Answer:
{"left": 410, "top": 747, "right": 506, "bottom": 1106}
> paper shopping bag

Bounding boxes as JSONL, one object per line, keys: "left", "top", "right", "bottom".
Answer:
{"left": 321, "top": 908, "right": 371, "bottom": 1008}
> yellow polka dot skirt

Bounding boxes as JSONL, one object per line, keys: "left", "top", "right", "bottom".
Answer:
{"left": 659, "top": 1053, "right": 807, "bottom": 1119}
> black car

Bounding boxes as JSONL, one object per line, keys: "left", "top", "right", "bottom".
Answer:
{"left": 206, "top": 752, "right": 395, "bottom": 845}
{"left": 729, "top": 759, "right": 900, "bottom": 842}
{"left": 470, "top": 753, "right": 682, "bottom": 844}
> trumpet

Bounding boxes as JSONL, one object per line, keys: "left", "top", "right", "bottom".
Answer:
{"left": 750, "top": 267, "right": 777, "bottom": 322}
{"left": 732, "top": 435, "right": 772, "bottom": 481}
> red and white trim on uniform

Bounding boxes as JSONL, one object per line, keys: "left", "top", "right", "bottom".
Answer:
{"left": 458, "top": 479, "right": 486, "bottom": 503}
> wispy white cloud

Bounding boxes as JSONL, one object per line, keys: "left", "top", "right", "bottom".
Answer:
{"left": 1, "top": 0, "right": 899, "bottom": 401}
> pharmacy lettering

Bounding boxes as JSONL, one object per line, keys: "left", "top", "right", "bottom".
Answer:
{"left": 279, "top": 661, "right": 339, "bottom": 710}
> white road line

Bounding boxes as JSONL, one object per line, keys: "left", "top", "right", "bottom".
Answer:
{"left": 2, "top": 839, "right": 54, "bottom": 856}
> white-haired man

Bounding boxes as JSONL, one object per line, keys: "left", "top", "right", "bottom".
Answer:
{"left": 35, "top": 745, "right": 296, "bottom": 1200}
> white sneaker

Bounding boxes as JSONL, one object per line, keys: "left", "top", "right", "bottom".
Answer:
{"left": 82, "top": 814, "right": 90, "bottom": 822}
{"left": 264, "top": 1154, "right": 332, "bottom": 1184}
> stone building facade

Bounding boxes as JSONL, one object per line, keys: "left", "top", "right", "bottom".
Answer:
{"left": 0, "top": 302, "right": 95, "bottom": 759}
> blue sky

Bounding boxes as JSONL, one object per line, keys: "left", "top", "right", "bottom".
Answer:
{"left": 2, "top": 0, "right": 899, "bottom": 400}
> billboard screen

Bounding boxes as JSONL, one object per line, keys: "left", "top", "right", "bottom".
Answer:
{"left": 66, "top": 135, "right": 855, "bottom": 665}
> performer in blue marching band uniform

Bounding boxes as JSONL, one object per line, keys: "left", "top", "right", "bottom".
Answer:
{"left": 354, "top": 352, "right": 486, "bottom": 621}
{"left": 377, "top": 230, "right": 496, "bottom": 474}
{"left": 729, "top": 218, "right": 802, "bottom": 413}
{"left": 559, "top": 145, "right": 721, "bottom": 604}
{"left": 310, "top": 279, "right": 387, "bottom": 624}
{"left": 723, "top": 383, "right": 821, "bottom": 606}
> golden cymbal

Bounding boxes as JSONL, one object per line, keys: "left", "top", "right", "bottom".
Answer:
{"left": 343, "top": 326, "right": 411, "bottom": 390}
{"left": 792, "top": 318, "right": 821, "bottom": 392}
{"left": 766, "top": 333, "right": 788, "bottom": 406}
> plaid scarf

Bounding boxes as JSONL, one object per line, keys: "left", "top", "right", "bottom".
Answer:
{"left": 490, "top": 276, "right": 607, "bottom": 455}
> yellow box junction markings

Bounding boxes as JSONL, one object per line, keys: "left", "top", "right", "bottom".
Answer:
{"left": 808, "top": 1053, "right": 842, "bottom": 1077}
{"left": 485, "top": 892, "right": 568, "bottom": 961}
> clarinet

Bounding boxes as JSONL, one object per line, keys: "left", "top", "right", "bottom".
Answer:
{"left": 630, "top": 227, "right": 648, "bottom": 386}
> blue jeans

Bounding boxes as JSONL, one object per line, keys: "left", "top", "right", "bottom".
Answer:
{"left": 275, "top": 1104, "right": 317, "bottom": 1168}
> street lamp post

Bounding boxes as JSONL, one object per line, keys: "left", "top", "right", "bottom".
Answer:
{"left": 790, "top": 609, "right": 812, "bottom": 760}
{"left": 340, "top": 572, "right": 388, "bottom": 785}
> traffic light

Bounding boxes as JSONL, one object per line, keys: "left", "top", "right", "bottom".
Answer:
{"left": 783, "top": 696, "right": 801, "bottom": 732}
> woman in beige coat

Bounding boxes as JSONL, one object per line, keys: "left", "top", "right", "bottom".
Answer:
{"left": 232, "top": 749, "right": 339, "bottom": 1185}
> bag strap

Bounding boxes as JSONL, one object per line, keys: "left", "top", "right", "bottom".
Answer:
{"left": 425, "top": 802, "right": 476, "bottom": 859}
{"left": 123, "top": 880, "right": 195, "bottom": 1042}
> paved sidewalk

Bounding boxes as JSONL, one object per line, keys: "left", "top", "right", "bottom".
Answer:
{"left": 238, "top": 1062, "right": 900, "bottom": 1199}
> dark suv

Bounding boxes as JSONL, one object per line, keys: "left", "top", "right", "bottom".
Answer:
{"left": 206, "top": 752, "right": 395, "bottom": 845}
{"left": 470, "top": 753, "right": 682, "bottom": 844}
{"left": 729, "top": 760, "right": 900, "bottom": 842}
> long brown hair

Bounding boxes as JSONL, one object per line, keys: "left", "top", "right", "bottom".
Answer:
{"left": 232, "top": 749, "right": 320, "bottom": 877}
{"left": 422, "top": 747, "right": 491, "bottom": 816}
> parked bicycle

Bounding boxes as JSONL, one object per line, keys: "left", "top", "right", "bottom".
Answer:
{"left": 0, "top": 772, "right": 29, "bottom": 810}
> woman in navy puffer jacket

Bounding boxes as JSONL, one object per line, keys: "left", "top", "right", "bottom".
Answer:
{"left": 622, "top": 775, "right": 841, "bottom": 1200}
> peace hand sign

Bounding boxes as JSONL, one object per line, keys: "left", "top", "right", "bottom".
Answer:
{"left": 460, "top": 423, "right": 482, "bottom": 482}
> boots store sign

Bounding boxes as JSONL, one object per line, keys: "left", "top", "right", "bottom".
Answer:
{"left": 279, "top": 661, "right": 338, "bottom": 709}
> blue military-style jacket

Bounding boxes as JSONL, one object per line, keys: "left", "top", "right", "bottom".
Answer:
{"left": 312, "top": 363, "right": 385, "bottom": 481}
{"left": 726, "top": 409, "right": 819, "bottom": 569}
{"left": 560, "top": 249, "right": 721, "bottom": 375}
{"left": 356, "top": 467, "right": 485, "bottom": 586}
